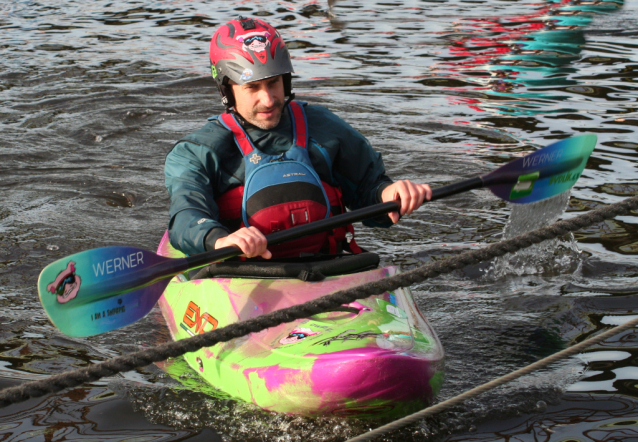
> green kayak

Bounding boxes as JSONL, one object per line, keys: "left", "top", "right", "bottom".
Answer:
{"left": 156, "top": 232, "right": 444, "bottom": 418}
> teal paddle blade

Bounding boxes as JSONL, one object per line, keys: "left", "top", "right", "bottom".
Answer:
{"left": 38, "top": 247, "right": 183, "bottom": 336}
{"left": 483, "top": 134, "right": 596, "bottom": 204}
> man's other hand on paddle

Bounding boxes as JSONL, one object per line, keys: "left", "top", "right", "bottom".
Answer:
{"left": 381, "top": 180, "right": 432, "bottom": 224}
{"left": 215, "top": 227, "right": 272, "bottom": 259}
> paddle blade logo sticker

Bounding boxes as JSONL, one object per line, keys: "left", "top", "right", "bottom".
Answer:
{"left": 279, "top": 328, "right": 320, "bottom": 345}
{"left": 509, "top": 171, "right": 539, "bottom": 200}
{"left": 47, "top": 261, "right": 81, "bottom": 304}
{"left": 548, "top": 171, "right": 581, "bottom": 186}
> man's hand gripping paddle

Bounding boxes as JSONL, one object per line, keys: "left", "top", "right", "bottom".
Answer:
{"left": 38, "top": 134, "right": 597, "bottom": 337}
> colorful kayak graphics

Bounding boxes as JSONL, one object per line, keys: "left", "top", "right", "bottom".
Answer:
{"left": 156, "top": 232, "right": 445, "bottom": 418}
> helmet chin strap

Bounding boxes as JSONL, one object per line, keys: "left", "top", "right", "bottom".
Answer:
{"left": 220, "top": 83, "right": 234, "bottom": 109}
{"left": 229, "top": 107, "right": 248, "bottom": 126}
{"left": 283, "top": 92, "right": 296, "bottom": 107}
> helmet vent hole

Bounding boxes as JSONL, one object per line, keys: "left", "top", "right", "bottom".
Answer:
{"left": 227, "top": 62, "right": 246, "bottom": 75}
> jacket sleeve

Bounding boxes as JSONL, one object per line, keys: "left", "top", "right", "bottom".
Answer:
{"left": 164, "top": 141, "right": 230, "bottom": 255}
{"left": 308, "top": 106, "right": 394, "bottom": 228}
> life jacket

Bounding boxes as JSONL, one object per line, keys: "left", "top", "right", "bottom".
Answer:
{"left": 216, "top": 101, "right": 361, "bottom": 258}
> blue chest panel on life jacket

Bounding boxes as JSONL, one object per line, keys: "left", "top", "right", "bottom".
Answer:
{"left": 218, "top": 101, "right": 331, "bottom": 234}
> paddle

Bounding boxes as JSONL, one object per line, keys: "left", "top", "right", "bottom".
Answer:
{"left": 38, "top": 134, "right": 597, "bottom": 337}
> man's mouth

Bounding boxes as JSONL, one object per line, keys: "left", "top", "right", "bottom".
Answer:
{"left": 257, "top": 108, "right": 277, "bottom": 117}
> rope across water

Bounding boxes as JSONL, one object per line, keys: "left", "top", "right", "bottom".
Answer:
{"left": 1, "top": 195, "right": 637, "bottom": 411}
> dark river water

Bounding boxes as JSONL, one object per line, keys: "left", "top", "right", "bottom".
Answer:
{"left": 1, "top": 0, "right": 638, "bottom": 440}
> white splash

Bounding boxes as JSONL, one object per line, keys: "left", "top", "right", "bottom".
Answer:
{"left": 486, "top": 191, "right": 581, "bottom": 279}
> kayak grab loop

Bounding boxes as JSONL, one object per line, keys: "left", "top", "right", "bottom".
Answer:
{"left": 1, "top": 194, "right": 638, "bottom": 412}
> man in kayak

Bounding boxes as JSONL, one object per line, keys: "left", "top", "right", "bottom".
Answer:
{"left": 165, "top": 16, "right": 431, "bottom": 259}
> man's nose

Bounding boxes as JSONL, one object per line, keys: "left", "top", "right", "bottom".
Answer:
{"left": 258, "top": 87, "right": 275, "bottom": 107}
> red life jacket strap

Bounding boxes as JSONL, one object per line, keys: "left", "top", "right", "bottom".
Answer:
{"left": 219, "top": 112, "right": 254, "bottom": 156}
{"left": 288, "top": 101, "right": 308, "bottom": 149}
{"left": 219, "top": 102, "right": 307, "bottom": 156}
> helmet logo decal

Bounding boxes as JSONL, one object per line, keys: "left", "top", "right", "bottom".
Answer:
{"left": 240, "top": 68, "right": 253, "bottom": 82}
{"left": 211, "top": 65, "right": 218, "bottom": 78}
{"left": 237, "top": 31, "right": 271, "bottom": 63}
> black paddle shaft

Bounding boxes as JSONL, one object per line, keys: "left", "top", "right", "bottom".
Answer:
{"left": 185, "top": 176, "right": 485, "bottom": 270}
{"left": 186, "top": 201, "right": 400, "bottom": 269}
{"left": 431, "top": 176, "right": 483, "bottom": 200}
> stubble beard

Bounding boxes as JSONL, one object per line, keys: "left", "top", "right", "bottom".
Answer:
{"left": 245, "top": 100, "right": 284, "bottom": 130}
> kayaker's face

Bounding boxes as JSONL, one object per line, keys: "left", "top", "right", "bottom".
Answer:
{"left": 231, "top": 76, "right": 285, "bottom": 130}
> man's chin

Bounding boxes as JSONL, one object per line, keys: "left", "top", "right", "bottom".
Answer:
{"left": 250, "top": 114, "right": 281, "bottom": 130}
